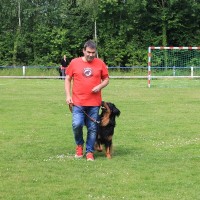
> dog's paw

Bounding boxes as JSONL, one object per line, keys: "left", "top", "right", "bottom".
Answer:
{"left": 95, "top": 144, "right": 103, "bottom": 152}
{"left": 96, "top": 146, "right": 103, "bottom": 152}
{"left": 106, "top": 153, "right": 112, "bottom": 159}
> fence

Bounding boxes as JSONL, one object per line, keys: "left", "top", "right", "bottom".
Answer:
{"left": 0, "top": 66, "right": 200, "bottom": 79}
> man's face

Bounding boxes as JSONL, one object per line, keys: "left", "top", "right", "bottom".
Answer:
{"left": 83, "top": 47, "right": 96, "bottom": 62}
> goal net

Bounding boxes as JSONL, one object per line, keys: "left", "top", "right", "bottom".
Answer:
{"left": 148, "top": 47, "right": 200, "bottom": 87}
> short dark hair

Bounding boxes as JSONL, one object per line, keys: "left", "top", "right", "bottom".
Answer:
{"left": 83, "top": 40, "right": 96, "bottom": 50}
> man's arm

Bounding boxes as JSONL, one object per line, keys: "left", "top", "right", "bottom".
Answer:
{"left": 65, "top": 75, "right": 73, "bottom": 104}
{"left": 92, "top": 77, "right": 109, "bottom": 93}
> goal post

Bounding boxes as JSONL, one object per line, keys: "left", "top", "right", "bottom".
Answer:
{"left": 148, "top": 46, "right": 200, "bottom": 88}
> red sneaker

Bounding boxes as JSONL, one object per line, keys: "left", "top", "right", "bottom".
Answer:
{"left": 75, "top": 145, "right": 83, "bottom": 158}
{"left": 86, "top": 152, "right": 94, "bottom": 161}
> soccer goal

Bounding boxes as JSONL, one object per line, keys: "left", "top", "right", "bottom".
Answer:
{"left": 148, "top": 46, "right": 200, "bottom": 87}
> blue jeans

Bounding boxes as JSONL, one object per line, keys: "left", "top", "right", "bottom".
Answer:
{"left": 72, "top": 106, "right": 100, "bottom": 153}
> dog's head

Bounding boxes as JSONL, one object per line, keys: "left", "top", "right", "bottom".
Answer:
{"left": 100, "top": 101, "right": 120, "bottom": 126}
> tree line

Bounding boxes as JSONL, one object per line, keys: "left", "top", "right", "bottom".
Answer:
{"left": 0, "top": 0, "right": 199, "bottom": 67}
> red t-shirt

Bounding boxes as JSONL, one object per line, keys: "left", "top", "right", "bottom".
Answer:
{"left": 66, "top": 57, "right": 109, "bottom": 106}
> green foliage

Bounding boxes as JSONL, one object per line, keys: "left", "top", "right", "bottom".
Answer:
{"left": 0, "top": 0, "right": 200, "bottom": 66}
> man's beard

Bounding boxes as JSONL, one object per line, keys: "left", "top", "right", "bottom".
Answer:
{"left": 86, "top": 56, "right": 95, "bottom": 62}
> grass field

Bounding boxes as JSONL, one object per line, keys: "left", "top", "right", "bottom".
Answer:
{"left": 0, "top": 78, "right": 200, "bottom": 200}
{"left": 1, "top": 67, "right": 200, "bottom": 77}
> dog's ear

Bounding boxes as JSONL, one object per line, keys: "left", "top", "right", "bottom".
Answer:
{"left": 112, "top": 104, "right": 121, "bottom": 117}
{"left": 101, "top": 102, "right": 111, "bottom": 126}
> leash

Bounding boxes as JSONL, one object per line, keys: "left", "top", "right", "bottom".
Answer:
{"left": 69, "top": 103, "right": 100, "bottom": 124}
{"left": 82, "top": 109, "right": 100, "bottom": 124}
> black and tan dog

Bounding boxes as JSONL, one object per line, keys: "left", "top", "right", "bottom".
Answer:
{"left": 95, "top": 101, "right": 121, "bottom": 159}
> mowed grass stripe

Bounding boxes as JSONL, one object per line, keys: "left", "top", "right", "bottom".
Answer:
{"left": 0, "top": 79, "right": 199, "bottom": 200}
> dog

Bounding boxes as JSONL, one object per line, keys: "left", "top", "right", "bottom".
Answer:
{"left": 95, "top": 101, "right": 121, "bottom": 159}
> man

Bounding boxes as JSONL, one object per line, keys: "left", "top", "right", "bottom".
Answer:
{"left": 65, "top": 40, "right": 109, "bottom": 161}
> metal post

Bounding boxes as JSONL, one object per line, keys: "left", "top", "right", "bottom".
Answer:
{"left": 191, "top": 67, "right": 193, "bottom": 77}
{"left": 23, "top": 66, "right": 26, "bottom": 76}
{"left": 148, "top": 47, "right": 151, "bottom": 88}
{"left": 173, "top": 66, "right": 176, "bottom": 76}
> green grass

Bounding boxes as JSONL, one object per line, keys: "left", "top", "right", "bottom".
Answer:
{"left": 0, "top": 79, "right": 200, "bottom": 200}
{"left": 0, "top": 68, "right": 59, "bottom": 76}
{"left": 1, "top": 67, "right": 200, "bottom": 77}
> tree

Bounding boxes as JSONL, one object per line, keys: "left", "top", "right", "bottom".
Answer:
{"left": 0, "top": 0, "right": 199, "bottom": 67}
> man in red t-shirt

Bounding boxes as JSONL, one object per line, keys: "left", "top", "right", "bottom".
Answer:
{"left": 65, "top": 40, "right": 109, "bottom": 161}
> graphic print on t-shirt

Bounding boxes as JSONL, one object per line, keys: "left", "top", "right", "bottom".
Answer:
{"left": 83, "top": 68, "right": 93, "bottom": 78}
